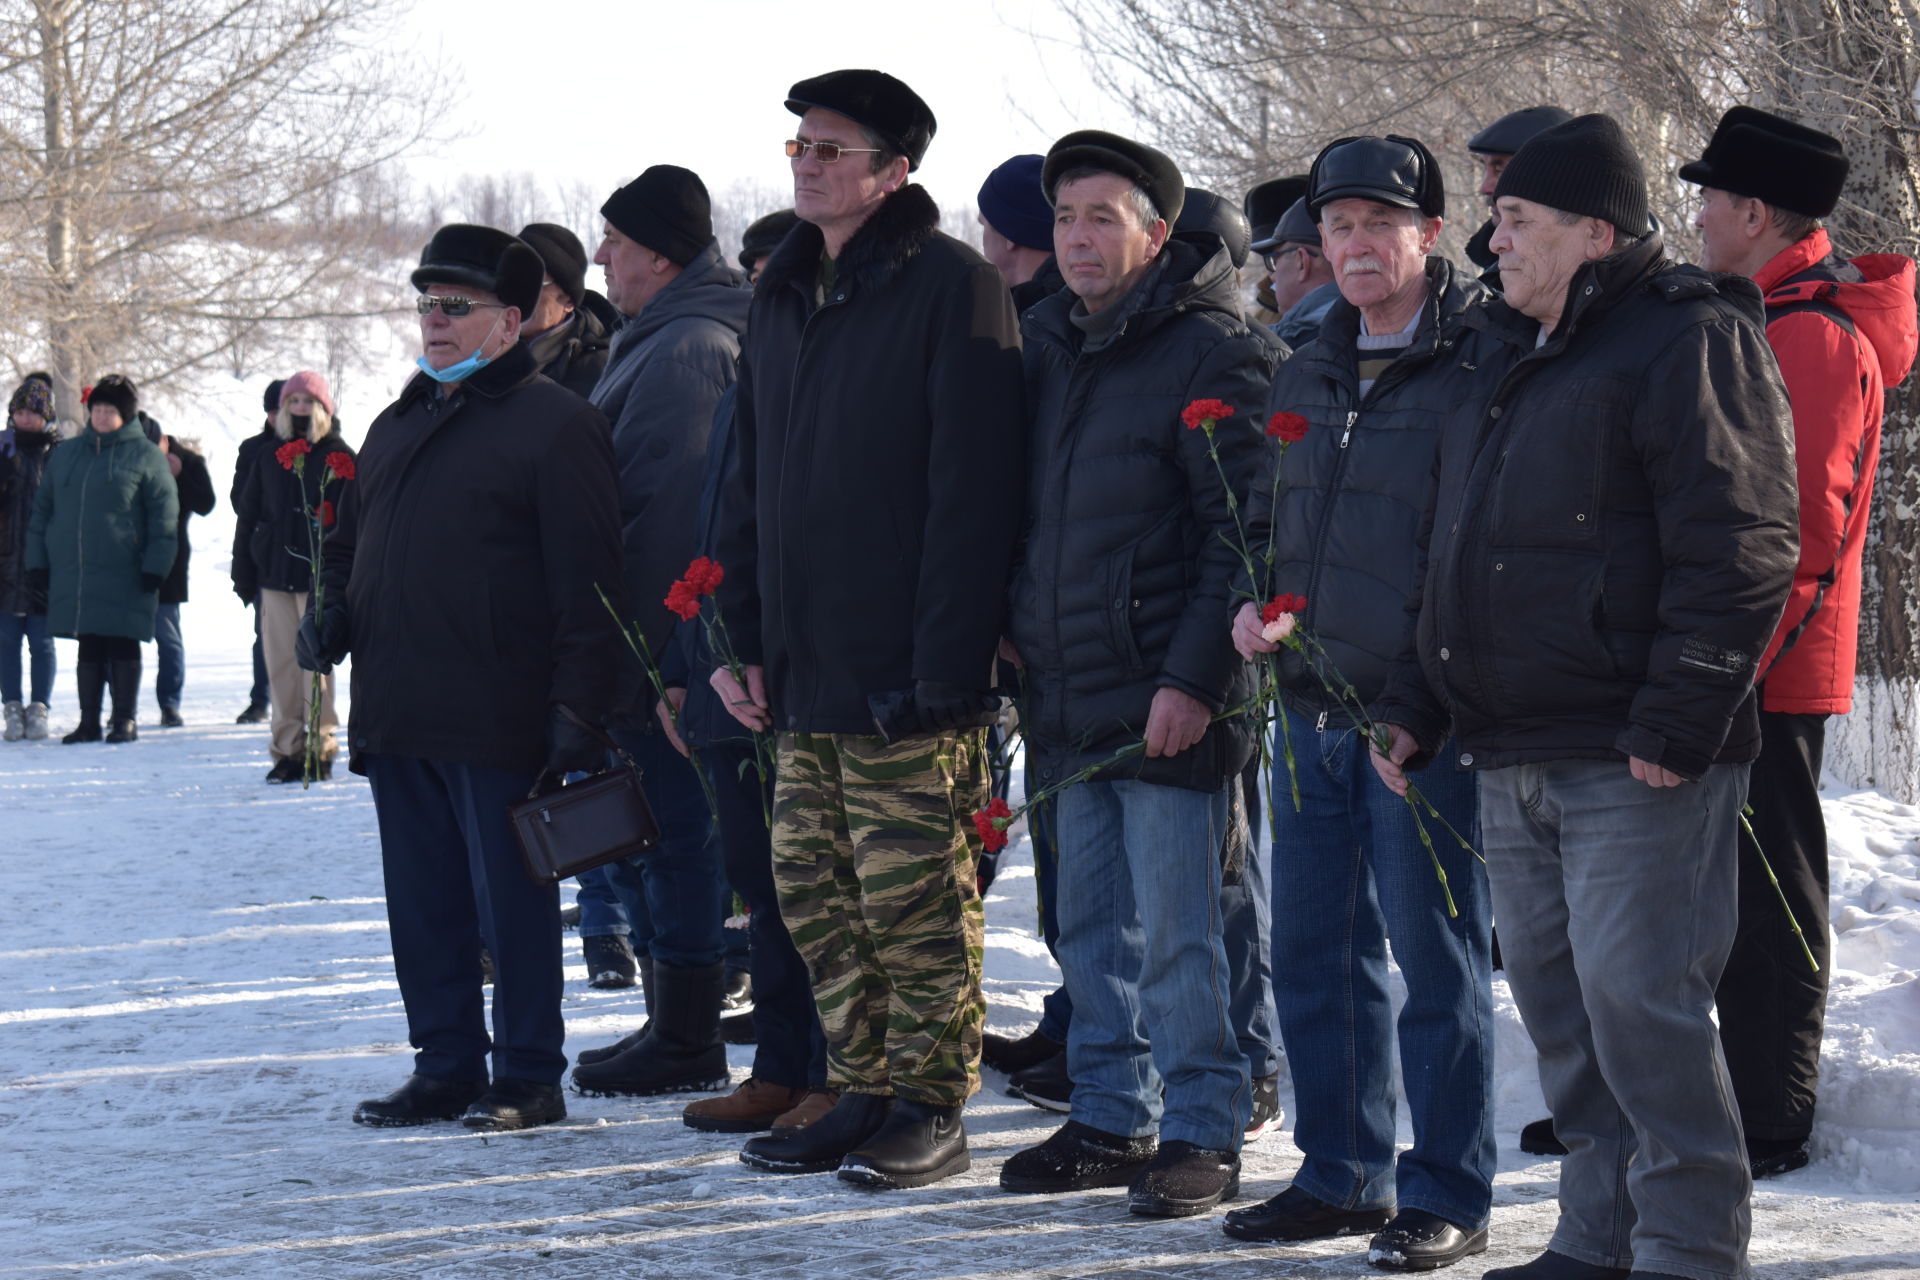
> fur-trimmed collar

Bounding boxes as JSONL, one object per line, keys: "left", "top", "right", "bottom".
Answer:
{"left": 758, "top": 184, "right": 942, "bottom": 301}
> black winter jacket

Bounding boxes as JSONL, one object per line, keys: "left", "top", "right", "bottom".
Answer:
{"left": 1247, "top": 258, "right": 1526, "bottom": 716}
{"left": 589, "top": 240, "right": 750, "bottom": 720}
{"left": 155, "top": 433, "right": 215, "bottom": 605}
{"left": 0, "top": 428, "right": 56, "bottom": 615}
{"left": 230, "top": 423, "right": 275, "bottom": 511}
{"left": 528, "top": 292, "right": 617, "bottom": 400}
{"left": 1009, "top": 236, "right": 1283, "bottom": 793}
{"left": 1374, "top": 234, "right": 1799, "bottom": 779}
{"left": 713, "top": 185, "right": 1026, "bottom": 735}
{"left": 321, "top": 343, "right": 625, "bottom": 776}
{"left": 233, "top": 421, "right": 356, "bottom": 597}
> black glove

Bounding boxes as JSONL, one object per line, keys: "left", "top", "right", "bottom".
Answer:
{"left": 26, "top": 567, "right": 49, "bottom": 596}
{"left": 911, "top": 679, "right": 1002, "bottom": 733}
{"left": 141, "top": 572, "right": 165, "bottom": 595}
{"left": 545, "top": 705, "right": 608, "bottom": 777}
{"left": 295, "top": 601, "right": 351, "bottom": 674}
{"left": 233, "top": 581, "right": 257, "bottom": 607}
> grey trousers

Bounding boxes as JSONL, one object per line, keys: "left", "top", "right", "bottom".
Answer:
{"left": 1482, "top": 759, "right": 1752, "bottom": 1280}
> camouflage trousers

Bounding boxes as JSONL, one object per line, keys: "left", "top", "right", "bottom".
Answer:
{"left": 771, "top": 729, "right": 989, "bottom": 1107}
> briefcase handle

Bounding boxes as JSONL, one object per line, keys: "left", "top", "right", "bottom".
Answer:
{"left": 524, "top": 703, "right": 643, "bottom": 801}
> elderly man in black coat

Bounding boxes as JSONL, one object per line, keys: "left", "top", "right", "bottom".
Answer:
{"left": 997, "top": 132, "right": 1281, "bottom": 1219}
{"left": 712, "top": 69, "right": 1025, "bottom": 1190}
{"left": 301, "top": 224, "right": 625, "bottom": 1134}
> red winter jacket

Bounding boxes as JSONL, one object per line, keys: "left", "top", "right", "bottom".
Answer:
{"left": 1754, "top": 231, "right": 1917, "bottom": 714}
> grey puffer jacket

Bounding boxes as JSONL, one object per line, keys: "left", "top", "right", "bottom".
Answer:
{"left": 1010, "top": 234, "right": 1284, "bottom": 794}
{"left": 1246, "top": 257, "right": 1528, "bottom": 719}
{"left": 589, "top": 240, "right": 749, "bottom": 720}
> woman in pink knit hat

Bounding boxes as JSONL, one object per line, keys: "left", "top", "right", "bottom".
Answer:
{"left": 230, "top": 369, "right": 354, "bottom": 782}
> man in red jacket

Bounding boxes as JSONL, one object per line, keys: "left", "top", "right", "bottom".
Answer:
{"left": 1685, "top": 105, "right": 1919, "bottom": 1178}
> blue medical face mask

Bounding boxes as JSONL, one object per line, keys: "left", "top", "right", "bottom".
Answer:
{"left": 415, "top": 311, "right": 505, "bottom": 383}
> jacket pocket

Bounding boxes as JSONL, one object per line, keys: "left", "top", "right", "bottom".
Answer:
{"left": 1103, "top": 543, "right": 1145, "bottom": 674}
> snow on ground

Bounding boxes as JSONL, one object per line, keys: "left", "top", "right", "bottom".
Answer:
{"left": 2, "top": 554, "right": 1919, "bottom": 1277}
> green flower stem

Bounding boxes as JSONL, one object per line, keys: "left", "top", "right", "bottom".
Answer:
{"left": 596, "top": 587, "right": 721, "bottom": 826}
{"left": 1741, "top": 805, "right": 1821, "bottom": 974}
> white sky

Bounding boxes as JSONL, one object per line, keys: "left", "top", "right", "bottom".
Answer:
{"left": 401, "top": 0, "right": 1129, "bottom": 217}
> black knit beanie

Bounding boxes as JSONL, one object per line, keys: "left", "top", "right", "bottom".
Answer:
{"left": 88, "top": 374, "right": 138, "bottom": 423}
{"left": 1495, "top": 113, "right": 1651, "bottom": 238}
{"left": 600, "top": 166, "right": 713, "bottom": 266}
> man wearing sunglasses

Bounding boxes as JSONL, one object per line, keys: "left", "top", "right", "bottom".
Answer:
{"left": 301, "top": 224, "right": 625, "bottom": 1135}
{"left": 712, "top": 68, "right": 1024, "bottom": 1190}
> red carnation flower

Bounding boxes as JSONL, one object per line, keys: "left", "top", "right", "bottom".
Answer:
{"left": 1181, "top": 398, "right": 1236, "bottom": 431}
{"left": 663, "top": 579, "right": 702, "bottom": 621}
{"left": 1261, "top": 593, "right": 1309, "bottom": 625}
{"left": 275, "top": 438, "right": 312, "bottom": 470}
{"left": 319, "top": 500, "right": 336, "bottom": 529}
{"left": 325, "top": 452, "right": 356, "bottom": 481}
{"left": 972, "top": 797, "right": 1013, "bottom": 852}
{"left": 683, "top": 556, "right": 725, "bottom": 595}
{"left": 1266, "top": 412, "right": 1309, "bottom": 442}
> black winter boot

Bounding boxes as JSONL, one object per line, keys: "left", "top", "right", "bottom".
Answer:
{"left": 568, "top": 960, "right": 727, "bottom": 1096}
{"left": 62, "top": 662, "right": 104, "bottom": 744}
{"left": 104, "top": 658, "right": 140, "bottom": 743}
{"left": 739, "top": 1091, "right": 892, "bottom": 1174}
{"left": 1128, "top": 1140, "right": 1240, "bottom": 1217}
{"left": 1000, "top": 1120, "right": 1157, "bottom": 1192}
{"left": 352, "top": 1073, "right": 488, "bottom": 1127}
{"left": 575, "top": 956, "right": 656, "bottom": 1067}
{"left": 837, "top": 1097, "right": 970, "bottom": 1189}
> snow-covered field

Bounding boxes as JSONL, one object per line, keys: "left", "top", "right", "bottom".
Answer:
{"left": 2, "top": 483, "right": 1918, "bottom": 1277}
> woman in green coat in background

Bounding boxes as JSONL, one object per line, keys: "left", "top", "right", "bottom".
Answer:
{"left": 26, "top": 375, "right": 178, "bottom": 743}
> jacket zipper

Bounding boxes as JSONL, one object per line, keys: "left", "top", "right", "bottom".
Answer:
{"left": 776, "top": 284, "right": 847, "bottom": 730}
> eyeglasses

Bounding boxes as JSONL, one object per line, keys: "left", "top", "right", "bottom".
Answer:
{"left": 415, "top": 295, "right": 505, "bottom": 317}
{"left": 784, "top": 138, "right": 884, "bottom": 164}
{"left": 1260, "top": 244, "right": 1322, "bottom": 271}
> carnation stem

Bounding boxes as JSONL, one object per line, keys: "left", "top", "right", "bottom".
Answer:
{"left": 1741, "top": 805, "right": 1820, "bottom": 974}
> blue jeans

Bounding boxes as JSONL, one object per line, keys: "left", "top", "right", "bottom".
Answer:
{"left": 364, "top": 754, "right": 565, "bottom": 1085}
{"left": 1484, "top": 760, "right": 1751, "bottom": 1280}
{"left": 152, "top": 602, "right": 183, "bottom": 711}
{"left": 1270, "top": 704, "right": 1494, "bottom": 1228}
{"left": 603, "top": 726, "right": 725, "bottom": 969}
{"left": 575, "top": 862, "right": 653, "bottom": 947}
{"left": 0, "top": 613, "right": 54, "bottom": 705}
{"left": 1055, "top": 777, "right": 1250, "bottom": 1150}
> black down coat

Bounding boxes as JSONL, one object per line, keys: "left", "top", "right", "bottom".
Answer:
{"left": 0, "top": 428, "right": 56, "bottom": 615}
{"left": 153, "top": 429, "right": 215, "bottom": 605}
{"left": 1009, "top": 235, "right": 1283, "bottom": 793}
{"left": 1375, "top": 234, "right": 1799, "bottom": 780}
{"left": 320, "top": 342, "right": 625, "bottom": 776}
{"left": 1246, "top": 257, "right": 1527, "bottom": 716}
{"left": 713, "top": 184, "right": 1026, "bottom": 734}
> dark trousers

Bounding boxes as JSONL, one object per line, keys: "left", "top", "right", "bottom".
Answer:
{"left": 605, "top": 727, "right": 725, "bottom": 968}
{"left": 364, "top": 753, "right": 566, "bottom": 1085}
{"left": 701, "top": 738, "right": 827, "bottom": 1089}
{"left": 1716, "top": 709, "right": 1831, "bottom": 1142}
{"left": 249, "top": 605, "right": 268, "bottom": 707}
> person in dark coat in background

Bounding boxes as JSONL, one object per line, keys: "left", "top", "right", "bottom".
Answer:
{"left": 301, "top": 224, "right": 624, "bottom": 1135}
{"left": 714, "top": 68, "right": 1025, "bottom": 1190}
{"left": 1371, "top": 115, "right": 1799, "bottom": 1280}
{"left": 1461, "top": 105, "right": 1574, "bottom": 288}
{"left": 516, "top": 222, "right": 616, "bottom": 398}
{"left": 996, "top": 133, "right": 1278, "bottom": 1218}
{"left": 738, "top": 208, "right": 801, "bottom": 282}
{"left": 233, "top": 369, "right": 351, "bottom": 782}
{"left": 566, "top": 165, "right": 749, "bottom": 1102}
{"left": 141, "top": 412, "right": 214, "bottom": 727}
{"left": 1, "top": 373, "right": 60, "bottom": 741}
{"left": 1257, "top": 197, "right": 1339, "bottom": 347}
{"left": 1242, "top": 175, "right": 1307, "bottom": 325}
{"left": 978, "top": 153, "right": 1059, "bottom": 311}
{"left": 26, "top": 374, "right": 177, "bottom": 744}
{"left": 1685, "top": 105, "right": 1920, "bottom": 1180}
{"left": 231, "top": 378, "right": 283, "bottom": 725}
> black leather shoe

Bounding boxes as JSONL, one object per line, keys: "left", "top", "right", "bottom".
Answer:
{"left": 461, "top": 1078, "right": 566, "bottom": 1131}
{"left": 983, "top": 1027, "right": 1064, "bottom": 1075}
{"left": 1748, "top": 1136, "right": 1810, "bottom": 1179}
{"left": 740, "top": 1091, "right": 892, "bottom": 1174}
{"left": 1128, "top": 1140, "right": 1239, "bottom": 1217}
{"left": 235, "top": 701, "right": 269, "bottom": 725}
{"left": 1000, "top": 1120, "right": 1156, "bottom": 1193}
{"left": 1008, "top": 1049, "right": 1072, "bottom": 1111}
{"left": 837, "top": 1098, "right": 969, "bottom": 1189}
{"left": 1368, "top": 1209, "right": 1488, "bottom": 1272}
{"left": 266, "top": 757, "right": 302, "bottom": 784}
{"left": 158, "top": 706, "right": 184, "bottom": 728}
{"left": 1485, "top": 1251, "right": 1631, "bottom": 1280}
{"left": 1520, "top": 1116, "right": 1567, "bottom": 1156}
{"left": 352, "top": 1074, "right": 487, "bottom": 1128}
{"left": 1223, "top": 1184, "right": 1395, "bottom": 1242}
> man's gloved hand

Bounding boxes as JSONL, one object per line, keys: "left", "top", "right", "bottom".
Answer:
{"left": 295, "top": 602, "right": 351, "bottom": 674}
{"left": 911, "top": 679, "right": 1001, "bottom": 734}
{"left": 140, "top": 572, "right": 165, "bottom": 595}
{"left": 545, "top": 705, "right": 607, "bottom": 777}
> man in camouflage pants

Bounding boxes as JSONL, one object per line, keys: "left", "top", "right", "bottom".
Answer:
{"left": 710, "top": 68, "right": 1025, "bottom": 1189}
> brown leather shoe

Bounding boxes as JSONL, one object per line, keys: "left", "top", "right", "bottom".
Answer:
{"left": 682, "top": 1078, "right": 809, "bottom": 1133}
{"left": 771, "top": 1087, "right": 840, "bottom": 1134}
